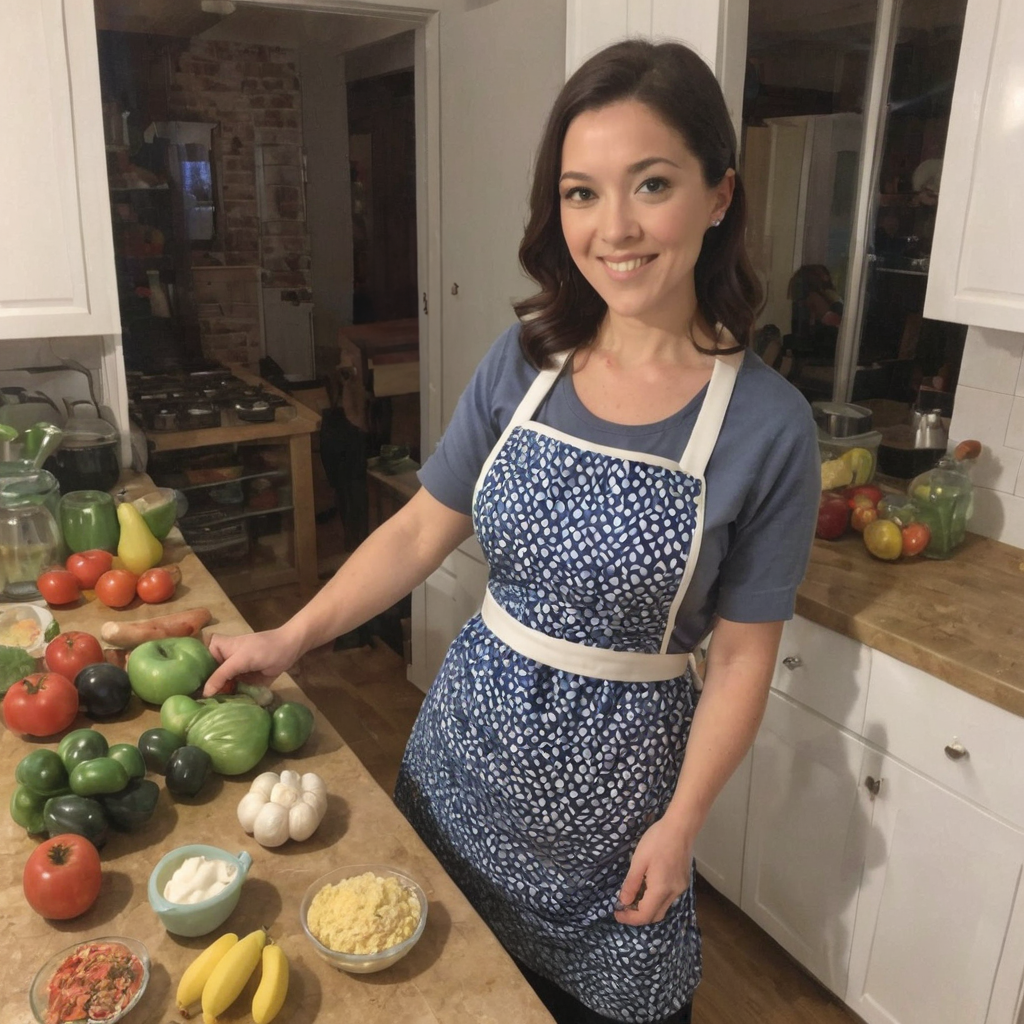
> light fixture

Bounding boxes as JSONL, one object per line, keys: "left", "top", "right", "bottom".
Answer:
{"left": 201, "top": 0, "right": 236, "bottom": 15}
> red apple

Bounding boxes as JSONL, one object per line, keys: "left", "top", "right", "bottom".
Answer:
{"left": 816, "top": 491, "right": 851, "bottom": 540}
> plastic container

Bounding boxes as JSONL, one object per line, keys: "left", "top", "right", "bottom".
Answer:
{"left": 909, "top": 455, "right": 974, "bottom": 559}
{"left": 817, "top": 428, "right": 883, "bottom": 484}
{"left": 148, "top": 845, "right": 252, "bottom": 936}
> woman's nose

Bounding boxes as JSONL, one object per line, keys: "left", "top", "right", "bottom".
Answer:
{"left": 600, "top": 198, "right": 640, "bottom": 245}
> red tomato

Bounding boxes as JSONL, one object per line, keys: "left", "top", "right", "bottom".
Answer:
{"left": 844, "top": 484, "right": 884, "bottom": 509}
{"left": 45, "top": 631, "right": 104, "bottom": 680}
{"left": 23, "top": 833, "right": 102, "bottom": 920}
{"left": 135, "top": 567, "right": 176, "bottom": 604}
{"left": 94, "top": 569, "right": 138, "bottom": 609}
{"left": 901, "top": 522, "right": 931, "bottom": 557}
{"left": 36, "top": 569, "right": 80, "bottom": 607}
{"left": 65, "top": 549, "right": 114, "bottom": 590}
{"left": 2, "top": 672, "right": 79, "bottom": 738}
{"left": 850, "top": 505, "right": 879, "bottom": 533}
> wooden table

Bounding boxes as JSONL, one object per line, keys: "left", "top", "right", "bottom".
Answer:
{"left": 0, "top": 542, "right": 553, "bottom": 1024}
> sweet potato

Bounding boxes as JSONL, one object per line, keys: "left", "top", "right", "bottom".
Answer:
{"left": 100, "top": 607, "right": 212, "bottom": 648}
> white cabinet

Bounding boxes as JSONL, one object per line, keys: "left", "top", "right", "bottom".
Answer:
{"left": 924, "top": 0, "right": 1024, "bottom": 332}
{"left": 693, "top": 747, "right": 750, "bottom": 905}
{"left": 0, "top": 1, "right": 119, "bottom": 340}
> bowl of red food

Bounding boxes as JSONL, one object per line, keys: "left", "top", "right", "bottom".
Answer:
{"left": 29, "top": 935, "right": 149, "bottom": 1024}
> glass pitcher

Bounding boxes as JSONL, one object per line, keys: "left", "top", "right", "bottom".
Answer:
{"left": 0, "top": 502, "right": 62, "bottom": 599}
{"left": 908, "top": 455, "right": 974, "bottom": 559}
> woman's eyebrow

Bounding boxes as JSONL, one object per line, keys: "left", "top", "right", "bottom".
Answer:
{"left": 558, "top": 157, "right": 681, "bottom": 184}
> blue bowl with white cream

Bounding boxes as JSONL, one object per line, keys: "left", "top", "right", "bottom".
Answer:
{"left": 148, "top": 844, "right": 252, "bottom": 937}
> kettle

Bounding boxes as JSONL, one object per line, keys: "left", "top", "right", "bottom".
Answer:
{"left": 911, "top": 409, "right": 948, "bottom": 450}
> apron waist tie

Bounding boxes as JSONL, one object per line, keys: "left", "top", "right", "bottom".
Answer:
{"left": 480, "top": 590, "right": 695, "bottom": 684}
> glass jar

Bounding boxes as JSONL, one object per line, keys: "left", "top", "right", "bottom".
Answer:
{"left": 0, "top": 469, "right": 61, "bottom": 520}
{"left": 0, "top": 503, "right": 62, "bottom": 599}
{"left": 59, "top": 489, "right": 119, "bottom": 554}
{"left": 908, "top": 455, "right": 974, "bottom": 559}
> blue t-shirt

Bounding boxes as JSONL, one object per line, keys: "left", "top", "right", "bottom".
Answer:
{"left": 420, "top": 324, "right": 820, "bottom": 653}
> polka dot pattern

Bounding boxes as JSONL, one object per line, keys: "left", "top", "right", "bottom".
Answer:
{"left": 395, "top": 428, "right": 705, "bottom": 1022}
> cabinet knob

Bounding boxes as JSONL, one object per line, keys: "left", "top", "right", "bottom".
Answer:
{"left": 782, "top": 655, "right": 803, "bottom": 670}
{"left": 944, "top": 741, "right": 969, "bottom": 761}
{"left": 864, "top": 775, "right": 882, "bottom": 796}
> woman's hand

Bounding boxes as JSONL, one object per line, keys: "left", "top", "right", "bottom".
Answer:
{"left": 203, "top": 627, "right": 303, "bottom": 696}
{"left": 614, "top": 815, "right": 694, "bottom": 926}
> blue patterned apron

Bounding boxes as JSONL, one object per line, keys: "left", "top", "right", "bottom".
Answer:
{"left": 395, "top": 349, "right": 741, "bottom": 1023}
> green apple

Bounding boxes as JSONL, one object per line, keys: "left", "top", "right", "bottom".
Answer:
{"left": 127, "top": 637, "right": 218, "bottom": 705}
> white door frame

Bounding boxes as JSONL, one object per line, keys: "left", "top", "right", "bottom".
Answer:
{"left": 240, "top": 0, "right": 443, "bottom": 449}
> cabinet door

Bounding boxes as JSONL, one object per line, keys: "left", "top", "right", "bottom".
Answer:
{"left": 740, "top": 690, "right": 871, "bottom": 997}
{"left": 694, "top": 747, "right": 751, "bottom": 905}
{"left": 847, "top": 754, "right": 1024, "bottom": 1024}
{"left": 924, "top": 0, "right": 1024, "bottom": 331}
{"left": 0, "top": 1, "right": 118, "bottom": 339}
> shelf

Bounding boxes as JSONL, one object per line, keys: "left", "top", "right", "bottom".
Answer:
{"left": 181, "top": 504, "right": 294, "bottom": 531}
{"left": 876, "top": 267, "right": 929, "bottom": 277}
{"left": 110, "top": 185, "right": 169, "bottom": 193}
{"left": 176, "top": 469, "right": 288, "bottom": 494}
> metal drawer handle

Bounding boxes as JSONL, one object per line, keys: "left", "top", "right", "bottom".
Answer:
{"left": 782, "top": 655, "right": 803, "bottom": 670}
{"left": 944, "top": 741, "right": 969, "bottom": 761}
{"left": 864, "top": 776, "right": 882, "bottom": 796}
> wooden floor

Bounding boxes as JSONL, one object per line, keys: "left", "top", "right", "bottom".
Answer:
{"left": 233, "top": 517, "right": 860, "bottom": 1024}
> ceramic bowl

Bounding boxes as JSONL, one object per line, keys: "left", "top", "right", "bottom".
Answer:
{"left": 0, "top": 603, "right": 55, "bottom": 657}
{"left": 300, "top": 864, "right": 427, "bottom": 974}
{"left": 148, "top": 845, "right": 252, "bottom": 937}
{"left": 29, "top": 935, "right": 149, "bottom": 1024}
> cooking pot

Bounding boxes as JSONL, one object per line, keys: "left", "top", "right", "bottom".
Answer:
{"left": 44, "top": 401, "right": 120, "bottom": 492}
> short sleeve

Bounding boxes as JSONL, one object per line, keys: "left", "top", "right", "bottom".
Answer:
{"left": 417, "top": 324, "right": 537, "bottom": 515}
{"left": 714, "top": 401, "right": 820, "bottom": 623}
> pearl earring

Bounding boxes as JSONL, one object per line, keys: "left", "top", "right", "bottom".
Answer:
{"left": 711, "top": 218, "right": 722, "bottom": 227}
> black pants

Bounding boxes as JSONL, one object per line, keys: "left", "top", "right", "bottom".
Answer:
{"left": 517, "top": 962, "right": 693, "bottom": 1024}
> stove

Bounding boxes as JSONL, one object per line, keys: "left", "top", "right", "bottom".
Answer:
{"left": 126, "top": 367, "right": 290, "bottom": 432}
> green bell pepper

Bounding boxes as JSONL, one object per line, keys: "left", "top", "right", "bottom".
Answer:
{"left": 11, "top": 785, "right": 50, "bottom": 834}
{"left": 138, "top": 727, "right": 185, "bottom": 775}
{"left": 58, "top": 728, "right": 109, "bottom": 773}
{"left": 101, "top": 778, "right": 160, "bottom": 831}
{"left": 15, "top": 749, "right": 70, "bottom": 797}
{"left": 269, "top": 701, "right": 315, "bottom": 753}
{"left": 107, "top": 742, "right": 146, "bottom": 781}
{"left": 160, "top": 693, "right": 211, "bottom": 740}
{"left": 186, "top": 700, "right": 271, "bottom": 775}
{"left": 164, "top": 745, "right": 213, "bottom": 797}
{"left": 43, "top": 793, "right": 109, "bottom": 849}
{"left": 69, "top": 756, "right": 130, "bottom": 797}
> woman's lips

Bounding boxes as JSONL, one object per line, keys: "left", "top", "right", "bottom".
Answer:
{"left": 601, "top": 254, "right": 656, "bottom": 278}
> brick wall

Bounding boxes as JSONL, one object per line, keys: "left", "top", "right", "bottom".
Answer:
{"left": 165, "top": 39, "right": 312, "bottom": 368}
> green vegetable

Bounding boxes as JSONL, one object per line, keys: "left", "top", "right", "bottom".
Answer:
{"left": 58, "top": 728, "right": 110, "bottom": 772}
{"left": 69, "top": 756, "right": 130, "bottom": 797}
{"left": 15, "top": 749, "right": 70, "bottom": 797}
{"left": 270, "top": 701, "right": 315, "bottom": 753}
{"left": 10, "top": 785, "right": 49, "bottom": 834}
{"left": 160, "top": 693, "right": 211, "bottom": 739}
{"left": 138, "top": 727, "right": 185, "bottom": 774}
{"left": 107, "top": 742, "right": 146, "bottom": 780}
{"left": 0, "top": 645, "right": 38, "bottom": 696}
{"left": 186, "top": 700, "right": 271, "bottom": 775}
{"left": 43, "top": 793, "right": 109, "bottom": 849}
{"left": 101, "top": 778, "right": 160, "bottom": 831}
{"left": 128, "top": 637, "right": 218, "bottom": 705}
{"left": 44, "top": 619, "right": 59, "bottom": 643}
{"left": 165, "top": 745, "right": 213, "bottom": 797}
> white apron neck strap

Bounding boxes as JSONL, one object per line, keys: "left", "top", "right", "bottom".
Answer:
{"left": 678, "top": 350, "right": 744, "bottom": 478}
{"left": 507, "top": 350, "right": 571, "bottom": 429}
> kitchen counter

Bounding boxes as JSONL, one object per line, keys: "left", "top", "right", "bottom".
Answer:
{"left": 0, "top": 541, "right": 553, "bottom": 1024}
{"left": 798, "top": 530, "right": 1024, "bottom": 718}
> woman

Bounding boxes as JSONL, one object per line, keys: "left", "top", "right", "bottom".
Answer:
{"left": 203, "top": 40, "right": 820, "bottom": 1024}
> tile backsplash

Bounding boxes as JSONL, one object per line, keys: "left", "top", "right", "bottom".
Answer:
{"left": 952, "top": 326, "right": 1024, "bottom": 550}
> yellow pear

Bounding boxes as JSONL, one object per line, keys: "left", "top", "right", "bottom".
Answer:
{"left": 117, "top": 501, "right": 164, "bottom": 575}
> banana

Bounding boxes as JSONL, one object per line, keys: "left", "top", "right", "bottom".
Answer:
{"left": 251, "top": 942, "right": 289, "bottom": 1024}
{"left": 201, "top": 927, "right": 266, "bottom": 1024}
{"left": 176, "top": 933, "right": 239, "bottom": 1014}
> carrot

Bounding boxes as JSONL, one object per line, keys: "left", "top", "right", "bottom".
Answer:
{"left": 100, "top": 607, "right": 212, "bottom": 648}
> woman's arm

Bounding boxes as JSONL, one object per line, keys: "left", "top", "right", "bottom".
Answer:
{"left": 615, "top": 616, "right": 782, "bottom": 925}
{"left": 202, "top": 487, "right": 473, "bottom": 695}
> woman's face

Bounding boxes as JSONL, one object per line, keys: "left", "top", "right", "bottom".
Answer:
{"left": 559, "top": 100, "right": 733, "bottom": 327}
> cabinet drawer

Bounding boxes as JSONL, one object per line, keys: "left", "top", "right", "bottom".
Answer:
{"left": 772, "top": 615, "right": 871, "bottom": 734}
{"left": 864, "top": 650, "right": 1024, "bottom": 828}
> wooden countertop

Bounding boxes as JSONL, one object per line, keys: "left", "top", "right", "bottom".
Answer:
{"left": 0, "top": 542, "right": 552, "bottom": 1023}
{"left": 798, "top": 530, "right": 1024, "bottom": 718}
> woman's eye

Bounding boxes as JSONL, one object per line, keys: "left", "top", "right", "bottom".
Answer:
{"left": 637, "top": 177, "right": 670, "bottom": 195}
{"left": 563, "top": 186, "right": 595, "bottom": 202}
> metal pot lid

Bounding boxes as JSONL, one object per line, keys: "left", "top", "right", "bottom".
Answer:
{"left": 60, "top": 418, "right": 119, "bottom": 448}
{"left": 811, "top": 401, "right": 873, "bottom": 439}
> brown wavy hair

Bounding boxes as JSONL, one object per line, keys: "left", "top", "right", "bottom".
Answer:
{"left": 514, "top": 39, "right": 762, "bottom": 368}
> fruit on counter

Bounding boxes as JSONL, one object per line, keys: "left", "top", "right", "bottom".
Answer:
{"left": 45, "top": 630, "right": 104, "bottom": 681}
{"left": 176, "top": 932, "right": 239, "bottom": 1015}
{"left": 850, "top": 504, "right": 878, "bottom": 533}
{"left": 100, "top": 607, "right": 212, "bottom": 648}
{"left": 75, "top": 662, "right": 133, "bottom": 718}
{"left": 138, "top": 726, "right": 186, "bottom": 774}
{"left": 42, "top": 793, "right": 110, "bottom": 849}
{"left": 36, "top": 569, "right": 81, "bottom": 607}
{"left": 2, "top": 671, "right": 79, "bottom": 738}
{"left": 0, "top": 645, "right": 39, "bottom": 696}
{"left": 132, "top": 488, "right": 179, "bottom": 541}
{"left": 201, "top": 927, "right": 267, "bottom": 1024}
{"left": 59, "top": 728, "right": 110, "bottom": 772}
{"left": 164, "top": 744, "right": 214, "bottom": 797}
{"left": 269, "top": 701, "right": 315, "bottom": 754}
{"left": 844, "top": 483, "right": 884, "bottom": 509}
{"left": 953, "top": 439, "right": 982, "bottom": 461}
{"left": 69, "top": 756, "right": 131, "bottom": 797}
{"left": 820, "top": 457, "right": 854, "bottom": 491}
{"left": 238, "top": 770, "right": 327, "bottom": 846}
{"left": 136, "top": 566, "right": 177, "bottom": 604}
{"left": 95, "top": 568, "right": 139, "bottom": 609}
{"left": 106, "top": 742, "right": 146, "bottom": 780}
{"left": 251, "top": 942, "right": 289, "bottom": 1024}
{"left": 100, "top": 777, "right": 160, "bottom": 832}
{"left": 161, "top": 693, "right": 212, "bottom": 739}
{"left": 862, "top": 518, "right": 903, "bottom": 561}
{"left": 23, "top": 833, "right": 102, "bottom": 920}
{"left": 127, "top": 636, "right": 218, "bottom": 704}
{"left": 116, "top": 502, "right": 164, "bottom": 575}
{"left": 839, "top": 446, "right": 874, "bottom": 486}
{"left": 186, "top": 699, "right": 272, "bottom": 775}
{"left": 877, "top": 494, "right": 917, "bottom": 528}
{"left": 815, "top": 491, "right": 850, "bottom": 540}
{"left": 16, "top": 749, "right": 71, "bottom": 798}
{"left": 65, "top": 549, "right": 114, "bottom": 590}
{"left": 901, "top": 522, "right": 931, "bottom": 557}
